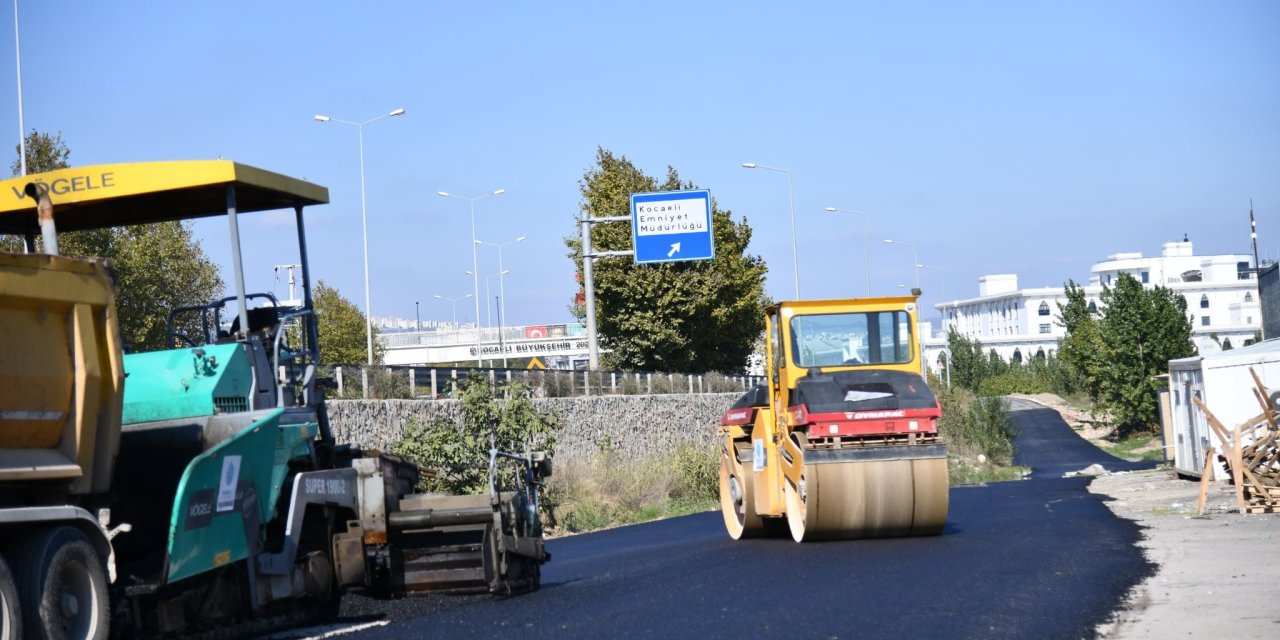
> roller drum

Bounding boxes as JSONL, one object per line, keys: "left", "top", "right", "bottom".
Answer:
{"left": 785, "top": 444, "right": 948, "bottom": 542}
{"left": 718, "top": 438, "right": 786, "bottom": 539}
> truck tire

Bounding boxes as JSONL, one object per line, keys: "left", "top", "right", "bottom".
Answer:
{"left": 11, "top": 527, "right": 108, "bottom": 640}
{"left": 0, "top": 552, "right": 21, "bottom": 640}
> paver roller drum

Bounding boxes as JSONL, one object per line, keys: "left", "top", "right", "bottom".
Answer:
{"left": 785, "top": 444, "right": 948, "bottom": 542}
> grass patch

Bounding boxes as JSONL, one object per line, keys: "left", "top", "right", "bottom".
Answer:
{"left": 948, "top": 458, "right": 1030, "bottom": 485}
{"left": 1102, "top": 433, "right": 1164, "bottom": 462}
{"left": 546, "top": 443, "right": 719, "bottom": 534}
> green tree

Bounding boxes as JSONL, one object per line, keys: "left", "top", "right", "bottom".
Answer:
{"left": 946, "top": 328, "right": 988, "bottom": 391}
{"left": 4, "top": 131, "right": 224, "bottom": 351}
{"left": 314, "top": 280, "right": 383, "bottom": 365}
{"left": 392, "top": 374, "right": 558, "bottom": 494}
{"left": 564, "top": 148, "right": 768, "bottom": 373}
{"left": 1056, "top": 280, "right": 1106, "bottom": 399}
{"left": 1095, "top": 274, "right": 1195, "bottom": 433}
{"left": 11, "top": 130, "right": 70, "bottom": 175}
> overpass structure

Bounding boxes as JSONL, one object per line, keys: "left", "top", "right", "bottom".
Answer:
{"left": 379, "top": 322, "right": 590, "bottom": 367}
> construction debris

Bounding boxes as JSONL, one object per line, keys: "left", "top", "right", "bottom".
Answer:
{"left": 1192, "top": 367, "right": 1280, "bottom": 515}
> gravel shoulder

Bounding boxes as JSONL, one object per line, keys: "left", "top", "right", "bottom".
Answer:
{"left": 1088, "top": 469, "right": 1279, "bottom": 639}
{"left": 1012, "top": 394, "right": 1279, "bottom": 639}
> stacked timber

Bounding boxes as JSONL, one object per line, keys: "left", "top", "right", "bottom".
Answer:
{"left": 1192, "top": 368, "right": 1280, "bottom": 515}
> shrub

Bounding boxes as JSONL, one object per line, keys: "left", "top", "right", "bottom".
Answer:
{"left": 391, "top": 373, "right": 558, "bottom": 495}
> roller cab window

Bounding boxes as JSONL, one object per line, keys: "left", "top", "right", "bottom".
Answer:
{"left": 789, "top": 311, "right": 913, "bottom": 368}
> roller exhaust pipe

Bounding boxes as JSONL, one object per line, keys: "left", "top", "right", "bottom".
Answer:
{"left": 24, "top": 181, "right": 58, "bottom": 255}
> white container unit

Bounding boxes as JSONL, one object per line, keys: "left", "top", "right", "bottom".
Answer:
{"left": 1168, "top": 339, "right": 1280, "bottom": 480}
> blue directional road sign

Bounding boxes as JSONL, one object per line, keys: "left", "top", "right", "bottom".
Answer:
{"left": 630, "top": 189, "right": 714, "bottom": 265}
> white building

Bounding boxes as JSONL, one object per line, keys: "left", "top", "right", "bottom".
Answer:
{"left": 922, "top": 240, "right": 1261, "bottom": 371}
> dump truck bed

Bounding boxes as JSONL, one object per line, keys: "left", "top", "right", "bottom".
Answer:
{"left": 0, "top": 252, "right": 125, "bottom": 494}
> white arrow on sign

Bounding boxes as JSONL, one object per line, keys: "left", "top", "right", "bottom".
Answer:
{"left": 668, "top": 242, "right": 681, "bottom": 257}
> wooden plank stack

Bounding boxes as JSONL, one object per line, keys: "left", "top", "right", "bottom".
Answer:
{"left": 1192, "top": 368, "right": 1280, "bottom": 515}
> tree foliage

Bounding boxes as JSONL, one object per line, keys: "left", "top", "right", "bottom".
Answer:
{"left": 314, "top": 279, "right": 383, "bottom": 365}
{"left": 1056, "top": 280, "right": 1106, "bottom": 399}
{"left": 3, "top": 131, "right": 223, "bottom": 351}
{"left": 1057, "top": 274, "right": 1194, "bottom": 433}
{"left": 1094, "top": 273, "right": 1195, "bottom": 432}
{"left": 565, "top": 148, "right": 768, "bottom": 373}
{"left": 391, "top": 374, "right": 558, "bottom": 494}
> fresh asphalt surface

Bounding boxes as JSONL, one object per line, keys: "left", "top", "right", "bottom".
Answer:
{"left": 329, "top": 398, "right": 1158, "bottom": 640}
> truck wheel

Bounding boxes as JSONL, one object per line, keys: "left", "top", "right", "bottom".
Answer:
{"left": 0, "top": 552, "right": 21, "bottom": 640}
{"left": 12, "top": 527, "right": 108, "bottom": 640}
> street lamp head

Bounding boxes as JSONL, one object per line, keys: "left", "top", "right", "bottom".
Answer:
{"left": 474, "top": 240, "right": 482, "bottom": 245}
{"left": 824, "top": 207, "right": 837, "bottom": 212}
{"left": 515, "top": 235, "right": 526, "bottom": 242}
{"left": 742, "top": 162, "right": 758, "bottom": 169}
{"left": 883, "top": 239, "right": 895, "bottom": 245}
{"left": 500, "top": 269, "right": 511, "bottom": 275}
{"left": 436, "top": 191, "right": 450, "bottom": 197}
{"left": 464, "top": 270, "right": 474, "bottom": 276}
{"left": 463, "top": 294, "right": 472, "bottom": 299}
{"left": 313, "top": 115, "right": 330, "bottom": 122}
{"left": 433, "top": 295, "right": 444, "bottom": 300}
{"left": 492, "top": 189, "right": 506, "bottom": 196}
{"left": 389, "top": 108, "right": 406, "bottom": 117}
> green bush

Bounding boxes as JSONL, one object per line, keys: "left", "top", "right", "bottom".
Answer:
{"left": 391, "top": 373, "right": 558, "bottom": 494}
{"left": 933, "top": 375, "right": 1018, "bottom": 465}
{"left": 977, "top": 370, "right": 1048, "bottom": 396}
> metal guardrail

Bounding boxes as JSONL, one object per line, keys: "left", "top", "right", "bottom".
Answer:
{"left": 323, "top": 364, "right": 764, "bottom": 400}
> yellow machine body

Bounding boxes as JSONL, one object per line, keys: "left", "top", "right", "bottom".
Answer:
{"left": 719, "top": 295, "right": 949, "bottom": 542}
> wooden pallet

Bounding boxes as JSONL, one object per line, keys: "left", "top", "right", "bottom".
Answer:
{"left": 1192, "top": 367, "right": 1280, "bottom": 516}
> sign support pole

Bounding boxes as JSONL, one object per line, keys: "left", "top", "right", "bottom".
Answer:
{"left": 581, "top": 214, "right": 633, "bottom": 370}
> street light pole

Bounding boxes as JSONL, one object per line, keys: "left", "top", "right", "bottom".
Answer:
{"left": 13, "top": 0, "right": 26, "bottom": 179}
{"left": 917, "top": 263, "right": 947, "bottom": 300}
{"left": 743, "top": 162, "right": 799, "bottom": 299}
{"left": 825, "top": 207, "right": 872, "bottom": 296}
{"left": 314, "top": 107, "right": 406, "bottom": 365}
{"left": 433, "top": 294, "right": 472, "bottom": 326}
{"left": 883, "top": 239, "right": 920, "bottom": 289}
{"left": 477, "top": 235, "right": 525, "bottom": 367}
{"left": 414, "top": 301, "right": 420, "bottom": 332}
{"left": 438, "top": 189, "right": 505, "bottom": 334}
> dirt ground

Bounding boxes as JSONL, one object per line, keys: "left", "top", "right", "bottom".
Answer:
{"left": 1014, "top": 395, "right": 1279, "bottom": 638}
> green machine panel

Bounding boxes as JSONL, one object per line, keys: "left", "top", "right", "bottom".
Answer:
{"left": 163, "top": 407, "right": 318, "bottom": 584}
{"left": 122, "top": 344, "right": 252, "bottom": 424}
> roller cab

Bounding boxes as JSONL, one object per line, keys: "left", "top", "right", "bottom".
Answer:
{"left": 719, "top": 295, "right": 949, "bottom": 542}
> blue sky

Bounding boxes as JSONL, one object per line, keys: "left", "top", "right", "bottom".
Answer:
{"left": 4, "top": 1, "right": 1277, "bottom": 327}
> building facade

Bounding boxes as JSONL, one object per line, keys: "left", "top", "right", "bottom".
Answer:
{"left": 922, "top": 241, "right": 1261, "bottom": 372}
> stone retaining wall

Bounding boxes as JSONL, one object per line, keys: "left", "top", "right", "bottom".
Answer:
{"left": 327, "top": 393, "right": 740, "bottom": 464}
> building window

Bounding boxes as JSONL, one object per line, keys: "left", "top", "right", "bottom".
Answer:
{"left": 1141, "top": 271, "right": 1149, "bottom": 284}
{"left": 1200, "top": 294, "right": 1209, "bottom": 309}
{"left": 1039, "top": 323, "right": 1051, "bottom": 334}
{"left": 1245, "top": 292, "right": 1253, "bottom": 302}
{"left": 1038, "top": 301, "right": 1050, "bottom": 316}
{"left": 1201, "top": 316, "right": 1210, "bottom": 326}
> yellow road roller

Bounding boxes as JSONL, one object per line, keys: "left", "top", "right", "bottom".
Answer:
{"left": 718, "top": 295, "right": 948, "bottom": 542}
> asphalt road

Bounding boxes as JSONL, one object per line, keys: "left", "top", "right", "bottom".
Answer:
{"left": 320, "top": 399, "right": 1157, "bottom": 640}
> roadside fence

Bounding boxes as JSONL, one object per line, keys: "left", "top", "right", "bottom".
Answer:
{"left": 321, "top": 365, "right": 763, "bottom": 400}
